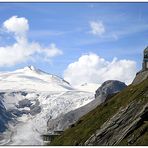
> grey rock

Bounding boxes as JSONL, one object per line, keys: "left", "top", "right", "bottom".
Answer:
{"left": 84, "top": 99, "right": 148, "bottom": 146}
{"left": 30, "top": 105, "right": 41, "bottom": 116}
{"left": 18, "top": 99, "right": 32, "bottom": 108}
{"left": 95, "top": 80, "right": 127, "bottom": 101}
{"left": 8, "top": 109, "right": 23, "bottom": 117}
{"left": 20, "top": 92, "right": 28, "bottom": 96}
{"left": 132, "top": 70, "right": 148, "bottom": 85}
{"left": 30, "top": 100, "right": 41, "bottom": 116}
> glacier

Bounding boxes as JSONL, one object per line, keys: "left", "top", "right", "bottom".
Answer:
{"left": 0, "top": 66, "right": 95, "bottom": 145}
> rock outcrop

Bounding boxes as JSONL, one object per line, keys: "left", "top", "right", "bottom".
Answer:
{"left": 132, "top": 70, "right": 148, "bottom": 85}
{"left": 85, "top": 99, "right": 148, "bottom": 145}
{"left": 95, "top": 80, "right": 127, "bottom": 102}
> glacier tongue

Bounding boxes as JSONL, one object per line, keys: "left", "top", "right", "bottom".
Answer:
{"left": 1, "top": 91, "right": 94, "bottom": 145}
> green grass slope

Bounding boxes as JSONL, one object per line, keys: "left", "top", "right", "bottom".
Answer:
{"left": 50, "top": 78, "right": 148, "bottom": 146}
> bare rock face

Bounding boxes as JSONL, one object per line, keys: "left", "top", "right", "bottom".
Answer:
{"left": 85, "top": 98, "right": 148, "bottom": 146}
{"left": 132, "top": 70, "right": 148, "bottom": 85}
{"left": 95, "top": 80, "right": 127, "bottom": 102}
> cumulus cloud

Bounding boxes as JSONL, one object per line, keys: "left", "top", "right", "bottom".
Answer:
{"left": 3, "top": 16, "right": 29, "bottom": 36}
{"left": 0, "top": 16, "right": 62, "bottom": 67}
{"left": 64, "top": 53, "right": 137, "bottom": 86}
{"left": 89, "top": 21, "right": 105, "bottom": 36}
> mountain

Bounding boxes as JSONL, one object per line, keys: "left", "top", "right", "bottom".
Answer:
{"left": 0, "top": 65, "right": 72, "bottom": 91}
{"left": 0, "top": 66, "right": 94, "bottom": 145}
{"left": 50, "top": 71, "right": 148, "bottom": 146}
{"left": 95, "top": 80, "right": 127, "bottom": 103}
{"left": 47, "top": 80, "right": 127, "bottom": 132}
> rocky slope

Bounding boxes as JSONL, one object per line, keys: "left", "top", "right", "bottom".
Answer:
{"left": 50, "top": 72, "right": 148, "bottom": 146}
{"left": 85, "top": 100, "right": 148, "bottom": 145}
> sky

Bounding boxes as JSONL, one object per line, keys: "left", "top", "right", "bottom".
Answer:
{"left": 0, "top": 2, "right": 148, "bottom": 86}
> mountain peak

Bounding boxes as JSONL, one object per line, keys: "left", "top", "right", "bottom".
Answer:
{"left": 22, "top": 65, "right": 46, "bottom": 75}
{"left": 95, "top": 80, "right": 127, "bottom": 99}
{"left": 24, "top": 65, "right": 38, "bottom": 71}
{"left": 0, "top": 66, "right": 73, "bottom": 91}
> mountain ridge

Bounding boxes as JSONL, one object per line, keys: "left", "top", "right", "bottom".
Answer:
{"left": 0, "top": 66, "right": 73, "bottom": 92}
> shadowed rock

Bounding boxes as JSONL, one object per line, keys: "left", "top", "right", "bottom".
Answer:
{"left": 18, "top": 99, "right": 32, "bottom": 108}
{"left": 0, "top": 93, "right": 13, "bottom": 133}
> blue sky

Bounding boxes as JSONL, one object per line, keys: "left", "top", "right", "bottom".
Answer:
{"left": 0, "top": 2, "right": 148, "bottom": 84}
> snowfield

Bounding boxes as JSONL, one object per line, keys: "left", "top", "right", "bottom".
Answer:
{"left": 0, "top": 66, "right": 73, "bottom": 92}
{"left": 0, "top": 66, "right": 95, "bottom": 145}
{"left": 75, "top": 83, "right": 100, "bottom": 93}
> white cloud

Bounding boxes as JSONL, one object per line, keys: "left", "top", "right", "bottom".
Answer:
{"left": 89, "top": 21, "right": 105, "bottom": 36}
{"left": 0, "top": 16, "right": 62, "bottom": 67}
{"left": 64, "top": 53, "right": 137, "bottom": 86}
{"left": 3, "top": 16, "right": 29, "bottom": 36}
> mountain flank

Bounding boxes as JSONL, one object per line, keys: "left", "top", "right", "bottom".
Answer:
{"left": 50, "top": 72, "right": 148, "bottom": 145}
{"left": 49, "top": 45, "right": 148, "bottom": 146}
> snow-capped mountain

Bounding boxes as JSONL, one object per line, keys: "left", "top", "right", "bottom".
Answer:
{"left": 0, "top": 66, "right": 72, "bottom": 92}
{"left": 0, "top": 66, "right": 94, "bottom": 145}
